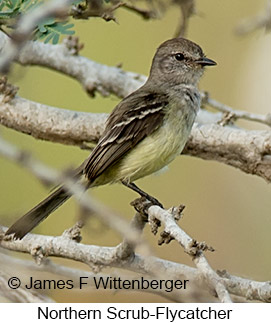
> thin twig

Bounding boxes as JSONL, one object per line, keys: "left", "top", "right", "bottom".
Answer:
{"left": 71, "top": 0, "right": 157, "bottom": 21}
{"left": 174, "top": 0, "right": 195, "bottom": 37}
{"left": 235, "top": 0, "right": 271, "bottom": 35}
{"left": 202, "top": 92, "right": 271, "bottom": 127}
{"left": 147, "top": 205, "right": 232, "bottom": 302}
{"left": 120, "top": 2, "right": 157, "bottom": 20}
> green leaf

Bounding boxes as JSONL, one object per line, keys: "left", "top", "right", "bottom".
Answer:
{"left": 72, "top": 0, "right": 83, "bottom": 4}
{"left": 1, "top": 1, "right": 75, "bottom": 45}
{"left": 52, "top": 33, "right": 59, "bottom": 45}
{"left": 33, "top": 20, "right": 75, "bottom": 44}
{"left": 53, "top": 22, "right": 75, "bottom": 35}
{"left": 0, "top": 11, "right": 13, "bottom": 17}
{"left": 43, "top": 32, "right": 54, "bottom": 44}
{"left": 4, "top": 0, "right": 19, "bottom": 10}
{"left": 38, "top": 25, "right": 47, "bottom": 33}
{"left": 20, "top": 0, "right": 40, "bottom": 13}
{"left": 39, "top": 17, "right": 55, "bottom": 27}
{"left": 0, "top": 2, "right": 5, "bottom": 11}
{"left": 34, "top": 31, "right": 46, "bottom": 40}
{"left": 37, "top": 17, "right": 56, "bottom": 33}
{"left": 62, "top": 29, "right": 75, "bottom": 35}
{"left": 0, "top": 0, "right": 39, "bottom": 20}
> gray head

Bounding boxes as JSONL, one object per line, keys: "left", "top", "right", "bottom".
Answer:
{"left": 147, "top": 37, "right": 216, "bottom": 87}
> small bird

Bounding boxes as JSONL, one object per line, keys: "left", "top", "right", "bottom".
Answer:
{"left": 6, "top": 37, "right": 216, "bottom": 239}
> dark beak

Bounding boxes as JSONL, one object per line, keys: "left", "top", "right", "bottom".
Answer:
{"left": 196, "top": 57, "right": 217, "bottom": 66}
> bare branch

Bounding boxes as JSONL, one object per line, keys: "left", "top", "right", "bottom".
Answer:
{"left": 183, "top": 123, "right": 271, "bottom": 183}
{"left": 0, "top": 93, "right": 106, "bottom": 147}
{"left": 0, "top": 270, "right": 54, "bottom": 302}
{"left": 202, "top": 92, "right": 271, "bottom": 127}
{"left": 1, "top": 31, "right": 270, "bottom": 128}
{"left": 147, "top": 205, "right": 232, "bottom": 302}
{"left": 119, "top": 2, "right": 157, "bottom": 20}
{"left": 115, "top": 212, "right": 148, "bottom": 260}
{"left": 70, "top": 0, "right": 158, "bottom": 22}
{"left": 62, "top": 36, "right": 84, "bottom": 56}
{"left": 1, "top": 227, "right": 270, "bottom": 302}
{"left": 0, "top": 76, "right": 18, "bottom": 103}
{"left": 1, "top": 93, "right": 271, "bottom": 182}
{"left": 217, "top": 270, "right": 271, "bottom": 303}
{"left": 173, "top": 0, "right": 195, "bottom": 37}
{"left": 0, "top": 32, "right": 145, "bottom": 97}
{"left": 235, "top": 1, "right": 271, "bottom": 35}
{"left": 1, "top": 31, "right": 269, "bottom": 129}
{"left": 0, "top": 251, "right": 190, "bottom": 302}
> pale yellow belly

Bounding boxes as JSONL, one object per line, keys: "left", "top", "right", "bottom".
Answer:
{"left": 91, "top": 102, "right": 197, "bottom": 187}
{"left": 113, "top": 108, "right": 195, "bottom": 183}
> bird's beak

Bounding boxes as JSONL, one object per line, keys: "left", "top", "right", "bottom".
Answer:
{"left": 195, "top": 57, "right": 217, "bottom": 66}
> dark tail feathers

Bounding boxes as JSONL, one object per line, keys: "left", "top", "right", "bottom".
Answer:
{"left": 5, "top": 186, "right": 71, "bottom": 239}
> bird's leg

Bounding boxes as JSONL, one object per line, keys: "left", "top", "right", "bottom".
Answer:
{"left": 121, "top": 181, "right": 163, "bottom": 208}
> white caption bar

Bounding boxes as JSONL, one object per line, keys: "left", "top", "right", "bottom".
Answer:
{"left": 1, "top": 303, "right": 270, "bottom": 322}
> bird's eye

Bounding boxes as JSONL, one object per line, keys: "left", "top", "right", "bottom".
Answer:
{"left": 174, "top": 53, "right": 185, "bottom": 61}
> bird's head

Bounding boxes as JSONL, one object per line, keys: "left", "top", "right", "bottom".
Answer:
{"left": 148, "top": 37, "right": 216, "bottom": 87}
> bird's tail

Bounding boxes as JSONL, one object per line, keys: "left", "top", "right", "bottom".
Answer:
{"left": 5, "top": 186, "right": 71, "bottom": 239}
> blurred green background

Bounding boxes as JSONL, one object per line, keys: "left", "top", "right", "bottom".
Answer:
{"left": 1, "top": 0, "right": 271, "bottom": 302}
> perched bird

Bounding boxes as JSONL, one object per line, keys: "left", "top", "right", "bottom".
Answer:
{"left": 6, "top": 37, "right": 216, "bottom": 239}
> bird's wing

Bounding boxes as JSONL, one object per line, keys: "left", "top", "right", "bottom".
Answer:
{"left": 84, "top": 90, "right": 168, "bottom": 183}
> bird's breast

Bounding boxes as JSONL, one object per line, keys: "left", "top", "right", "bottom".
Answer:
{"left": 113, "top": 96, "right": 198, "bottom": 183}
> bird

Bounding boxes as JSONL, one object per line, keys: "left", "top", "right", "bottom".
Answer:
{"left": 6, "top": 37, "right": 216, "bottom": 239}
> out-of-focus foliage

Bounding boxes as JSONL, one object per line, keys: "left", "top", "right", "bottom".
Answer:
{"left": 0, "top": 0, "right": 76, "bottom": 44}
{"left": 0, "top": 0, "right": 167, "bottom": 44}
{"left": 34, "top": 19, "right": 75, "bottom": 44}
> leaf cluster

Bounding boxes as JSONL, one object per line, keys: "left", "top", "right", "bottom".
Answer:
{"left": 0, "top": 0, "right": 77, "bottom": 44}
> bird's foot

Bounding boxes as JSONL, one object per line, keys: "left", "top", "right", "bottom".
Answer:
{"left": 122, "top": 181, "right": 163, "bottom": 208}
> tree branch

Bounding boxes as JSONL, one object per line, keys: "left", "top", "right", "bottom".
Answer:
{"left": 70, "top": 0, "right": 158, "bottom": 22}
{"left": 0, "top": 30, "right": 270, "bottom": 127}
{"left": 147, "top": 205, "right": 232, "bottom": 302}
{"left": 1, "top": 93, "right": 271, "bottom": 182}
{"left": 1, "top": 226, "right": 270, "bottom": 302}
{"left": 183, "top": 123, "right": 271, "bottom": 183}
{"left": 202, "top": 92, "right": 271, "bottom": 127}
{"left": 0, "top": 251, "right": 191, "bottom": 302}
{"left": 0, "top": 92, "right": 106, "bottom": 147}
{"left": 173, "top": 0, "right": 195, "bottom": 37}
{"left": 235, "top": 0, "right": 271, "bottom": 35}
{"left": 0, "top": 32, "right": 146, "bottom": 98}
{"left": 0, "top": 270, "right": 54, "bottom": 302}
